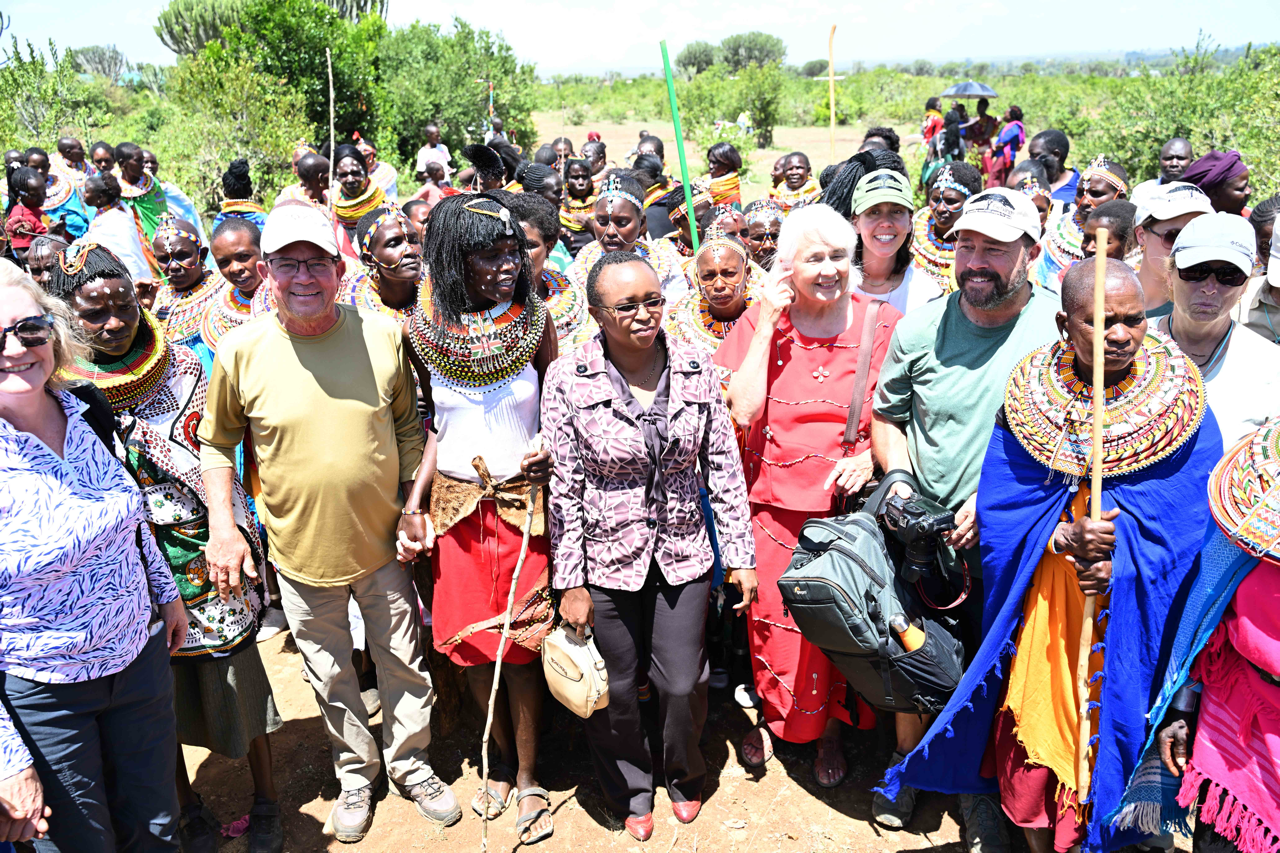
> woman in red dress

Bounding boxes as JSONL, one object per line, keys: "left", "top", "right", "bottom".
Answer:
{"left": 716, "top": 204, "right": 901, "bottom": 787}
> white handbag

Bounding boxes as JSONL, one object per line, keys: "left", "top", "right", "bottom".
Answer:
{"left": 541, "top": 623, "right": 610, "bottom": 718}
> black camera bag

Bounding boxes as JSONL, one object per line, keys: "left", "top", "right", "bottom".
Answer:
{"left": 776, "top": 473, "right": 966, "bottom": 714}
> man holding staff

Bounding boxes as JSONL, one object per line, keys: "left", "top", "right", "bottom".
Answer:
{"left": 880, "top": 257, "right": 1223, "bottom": 853}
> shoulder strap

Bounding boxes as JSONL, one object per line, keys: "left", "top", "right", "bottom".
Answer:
{"left": 842, "top": 300, "right": 885, "bottom": 447}
{"left": 67, "top": 381, "right": 118, "bottom": 454}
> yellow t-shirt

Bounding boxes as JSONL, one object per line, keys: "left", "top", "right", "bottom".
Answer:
{"left": 198, "top": 305, "right": 424, "bottom": 585}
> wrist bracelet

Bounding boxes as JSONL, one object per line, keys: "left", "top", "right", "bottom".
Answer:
{"left": 401, "top": 508, "right": 425, "bottom": 516}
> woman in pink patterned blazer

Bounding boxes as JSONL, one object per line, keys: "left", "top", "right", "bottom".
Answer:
{"left": 542, "top": 251, "right": 756, "bottom": 842}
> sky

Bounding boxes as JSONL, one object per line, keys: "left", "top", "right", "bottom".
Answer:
{"left": 6, "top": 0, "right": 1280, "bottom": 74}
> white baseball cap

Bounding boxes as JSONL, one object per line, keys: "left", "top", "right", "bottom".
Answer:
{"left": 1170, "top": 212, "right": 1257, "bottom": 276}
{"left": 261, "top": 201, "right": 339, "bottom": 256}
{"left": 951, "top": 188, "right": 1042, "bottom": 244}
{"left": 1133, "top": 181, "right": 1214, "bottom": 226}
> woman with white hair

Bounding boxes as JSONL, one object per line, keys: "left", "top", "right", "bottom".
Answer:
{"left": 716, "top": 204, "right": 903, "bottom": 787}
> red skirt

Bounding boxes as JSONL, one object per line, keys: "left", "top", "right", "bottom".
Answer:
{"left": 987, "top": 710, "right": 1086, "bottom": 852}
{"left": 432, "top": 499, "right": 548, "bottom": 667}
{"left": 748, "top": 503, "right": 875, "bottom": 743}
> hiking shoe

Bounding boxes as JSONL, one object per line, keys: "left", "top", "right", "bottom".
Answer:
{"left": 256, "top": 607, "right": 289, "bottom": 642}
{"left": 405, "top": 774, "right": 462, "bottom": 826}
{"left": 248, "top": 796, "right": 284, "bottom": 853}
{"left": 734, "top": 683, "right": 760, "bottom": 708}
{"left": 178, "top": 797, "right": 220, "bottom": 853}
{"left": 872, "top": 753, "right": 917, "bottom": 829}
{"left": 958, "top": 792, "right": 1011, "bottom": 853}
{"left": 362, "top": 687, "right": 381, "bottom": 717}
{"left": 331, "top": 780, "right": 382, "bottom": 843}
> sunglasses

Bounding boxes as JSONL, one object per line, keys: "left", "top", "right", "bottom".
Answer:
{"left": 1179, "top": 261, "right": 1249, "bottom": 288}
{"left": 600, "top": 296, "right": 665, "bottom": 319}
{"left": 1148, "top": 226, "right": 1182, "bottom": 251}
{"left": 1, "top": 314, "right": 55, "bottom": 350}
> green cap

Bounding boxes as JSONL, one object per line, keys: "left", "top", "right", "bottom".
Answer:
{"left": 852, "top": 169, "right": 914, "bottom": 215}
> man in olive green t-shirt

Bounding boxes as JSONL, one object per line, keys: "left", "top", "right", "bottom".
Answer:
{"left": 869, "top": 188, "right": 1058, "bottom": 843}
{"left": 198, "top": 204, "right": 459, "bottom": 841}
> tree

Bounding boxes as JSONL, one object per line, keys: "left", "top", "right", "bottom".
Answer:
{"left": 911, "top": 59, "right": 935, "bottom": 77}
{"left": 719, "top": 32, "right": 785, "bottom": 72}
{"left": 969, "top": 61, "right": 991, "bottom": 78}
{"left": 1020, "top": 61, "right": 1038, "bottom": 77}
{"left": 0, "top": 38, "right": 103, "bottom": 145}
{"left": 155, "top": 0, "right": 246, "bottom": 56}
{"left": 71, "top": 45, "right": 131, "bottom": 84}
{"left": 801, "top": 59, "right": 830, "bottom": 78}
{"left": 676, "top": 41, "right": 719, "bottom": 76}
{"left": 378, "top": 19, "right": 537, "bottom": 163}
{"left": 151, "top": 45, "right": 310, "bottom": 215}
{"left": 327, "top": 0, "right": 387, "bottom": 22}
{"left": 939, "top": 61, "right": 962, "bottom": 78}
{"left": 131, "top": 63, "right": 170, "bottom": 96}
{"left": 222, "top": 0, "right": 385, "bottom": 142}
{"left": 738, "top": 61, "right": 784, "bottom": 148}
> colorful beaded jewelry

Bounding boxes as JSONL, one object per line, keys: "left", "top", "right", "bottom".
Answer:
{"left": 768, "top": 177, "right": 820, "bottom": 213}
{"left": 745, "top": 199, "right": 784, "bottom": 226}
{"left": 61, "top": 310, "right": 170, "bottom": 412}
{"left": 598, "top": 174, "right": 643, "bottom": 214}
{"left": 152, "top": 270, "right": 225, "bottom": 344}
{"left": 543, "top": 267, "right": 595, "bottom": 353}
{"left": 1004, "top": 331, "right": 1205, "bottom": 480}
{"left": 409, "top": 279, "right": 547, "bottom": 395}
{"left": 1018, "top": 178, "right": 1053, "bottom": 202}
{"left": 200, "top": 282, "right": 256, "bottom": 351}
{"left": 1044, "top": 209, "right": 1086, "bottom": 268}
{"left": 1208, "top": 417, "right": 1280, "bottom": 560}
{"left": 331, "top": 181, "right": 387, "bottom": 226}
{"left": 114, "top": 170, "right": 157, "bottom": 199}
{"left": 43, "top": 173, "right": 74, "bottom": 208}
{"left": 909, "top": 208, "right": 957, "bottom": 292}
{"left": 1080, "top": 154, "right": 1129, "bottom": 196}
{"left": 933, "top": 164, "right": 974, "bottom": 200}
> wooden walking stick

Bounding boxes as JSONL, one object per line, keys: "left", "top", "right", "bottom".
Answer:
{"left": 828, "top": 25, "right": 837, "bottom": 163}
{"left": 326, "top": 48, "right": 336, "bottom": 216}
{"left": 480, "top": 439, "right": 543, "bottom": 852}
{"left": 1074, "top": 239, "right": 1109, "bottom": 804}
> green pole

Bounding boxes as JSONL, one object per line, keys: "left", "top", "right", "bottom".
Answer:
{"left": 660, "top": 40, "right": 699, "bottom": 253}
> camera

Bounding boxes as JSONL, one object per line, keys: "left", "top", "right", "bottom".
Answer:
{"left": 882, "top": 492, "right": 956, "bottom": 583}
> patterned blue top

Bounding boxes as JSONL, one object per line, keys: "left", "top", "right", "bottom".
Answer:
{"left": 0, "top": 391, "right": 179, "bottom": 777}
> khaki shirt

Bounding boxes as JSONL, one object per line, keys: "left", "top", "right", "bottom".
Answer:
{"left": 1231, "top": 275, "right": 1280, "bottom": 346}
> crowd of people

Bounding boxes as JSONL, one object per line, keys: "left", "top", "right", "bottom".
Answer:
{"left": 1, "top": 108, "right": 1279, "bottom": 853}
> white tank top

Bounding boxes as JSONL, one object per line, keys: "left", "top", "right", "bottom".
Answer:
{"left": 431, "top": 362, "right": 540, "bottom": 484}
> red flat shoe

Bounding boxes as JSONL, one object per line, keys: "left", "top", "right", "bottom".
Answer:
{"left": 672, "top": 799, "right": 702, "bottom": 824}
{"left": 625, "top": 813, "right": 654, "bottom": 841}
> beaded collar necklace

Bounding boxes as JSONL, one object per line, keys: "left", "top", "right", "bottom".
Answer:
{"left": 1209, "top": 417, "right": 1280, "bottom": 559}
{"left": 114, "top": 170, "right": 156, "bottom": 199}
{"left": 331, "top": 181, "right": 386, "bottom": 225}
{"left": 543, "top": 267, "right": 590, "bottom": 349}
{"left": 152, "top": 270, "right": 225, "bottom": 344}
{"left": 62, "top": 310, "right": 171, "bottom": 412}
{"left": 910, "top": 208, "right": 957, "bottom": 290}
{"left": 201, "top": 284, "right": 257, "bottom": 351}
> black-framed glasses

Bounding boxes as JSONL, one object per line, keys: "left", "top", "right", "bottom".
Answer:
{"left": 600, "top": 296, "right": 665, "bottom": 318}
{"left": 1, "top": 314, "right": 55, "bottom": 350}
{"left": 1179, "top": 261, "right": 1249, "bottom": 288}
{"left": 267, "top": 257, "right": 338, "bottom": 278}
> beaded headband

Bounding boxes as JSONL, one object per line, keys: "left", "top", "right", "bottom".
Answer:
{"left": 154, "top": 214, "right": 202, "bottom": 250}
{"left": 598, "top": 175, "right": 643, "bottom": 215}
{"left": 59, "top": 242, "right": 97, "bottom": 274}
{"left": 934, "top": 164, "right": 973, "bottom": 199}
{"left": 1081, "top": 154, "right": 1129, "bottom": 195}
{"left": 293, "top": 138, "right": 316, "bottom": 157}
{"left": 708, "top": 203, "right": 739, "bottom": 224}
{"left": 745, "top": 200, "right": 784, "bottom": 225}
{"left": 1018, "top": 178, "right": 1053, "bottom": 202}
{"left": 464, "top": 201, "right": 514, "bottom": 235}
{"left": 696, "top": 235, "right": 749, "bottom": 265}
{"left": 669, "top": 186, "right": 712, "bottom": 222}
{"left": 360, "top": 208, "right": 415, "bottom": 257}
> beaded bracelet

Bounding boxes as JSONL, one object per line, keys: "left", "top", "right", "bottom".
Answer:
{"left": 401, "top": 508, "right": 426, "bottom": 516}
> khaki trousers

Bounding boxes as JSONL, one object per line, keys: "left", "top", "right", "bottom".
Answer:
{"left": 278, "top": 558, "right": 436, "bottom": 791}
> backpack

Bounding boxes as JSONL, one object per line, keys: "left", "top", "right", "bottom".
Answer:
{"left": 776, "top": 473, "right": 965, "bottom": 715}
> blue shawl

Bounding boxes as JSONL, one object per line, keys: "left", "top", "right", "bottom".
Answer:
{"left": 1107, "top": 527, "right": 1260, "bottom": 836}
{"left": 879, "top": 411, "right": 1222, "bottom": 852}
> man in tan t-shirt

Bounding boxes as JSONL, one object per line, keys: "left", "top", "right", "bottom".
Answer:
{"left": 199, "top": 203, "right": 459, "bottom": 841}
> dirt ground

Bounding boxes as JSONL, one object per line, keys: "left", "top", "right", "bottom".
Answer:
{"left": 528, "top": 112, "right": 924, "bottom": 206}
{"left": 186, "top": 626, "right": 978, "bottom": 853}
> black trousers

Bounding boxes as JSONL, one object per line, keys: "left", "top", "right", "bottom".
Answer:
{"left": 585, "top": 568, "right": 711, "bottom": 817}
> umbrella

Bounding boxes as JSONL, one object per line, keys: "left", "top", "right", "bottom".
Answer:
{"left": 940, "top": 80, "right": 998, "bottom": 99}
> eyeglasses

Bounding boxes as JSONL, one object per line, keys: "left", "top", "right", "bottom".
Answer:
{"left": 1149, "top": 226, "right": 1183, "bottom": 251}
{"left": 1, "top": 314, "right": 55, "bottom": 350}
{"left": 600, "top": 296, "right": 665, "bottom": 318}
{"left": 1178, "top": 261, "right": 1249, "bottom": 288}
{"left": 267, "top": 257, "right": 338, "bottom": 278}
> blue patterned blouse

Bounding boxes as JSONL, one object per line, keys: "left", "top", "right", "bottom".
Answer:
{"left": 0, "top": 391, "right": 179, "bottom": 777}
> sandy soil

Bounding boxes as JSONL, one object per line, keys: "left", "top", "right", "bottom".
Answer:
{"left": 527, "top": 112, "right": 923, "bottom": 206}
{"left": 185, "top": 627, "right": 975, "bottom": 853}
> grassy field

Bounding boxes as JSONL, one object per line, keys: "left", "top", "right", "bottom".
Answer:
{"left": 530, "top": 111, "right": 923, "bottom": 205}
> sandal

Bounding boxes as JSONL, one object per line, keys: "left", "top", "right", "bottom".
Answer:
{"left": 740, "top": 724, "right": 774, "bottom": 768}
{"left": 514, "top": 787, "right": 554, "bottom": 845}
{"left": 813, "top": 733, "right": 847, "bottom": 788}
{"left": 470, "top": 764, "right": 516, "bottom": 820}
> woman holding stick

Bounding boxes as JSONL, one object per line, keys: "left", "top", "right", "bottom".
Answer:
{"left": 397, "top": 193, "right": 558, "bottom": 846}
{"left": 880, "top": 258, "right": 1222, "bottom": 851}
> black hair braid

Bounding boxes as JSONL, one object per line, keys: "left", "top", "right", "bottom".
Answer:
{"left": 46, "top": 244, "right": 132, "bottom": 302}
{"left": 421, "top": 193, "right": 532, "bottom": 326}
{"left": 819, "top": 149, "right": 908, "bottom": 220}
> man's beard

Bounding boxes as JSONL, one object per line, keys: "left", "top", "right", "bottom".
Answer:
{"left": 958, "top": 258, "right": 1028, "bottom": 311}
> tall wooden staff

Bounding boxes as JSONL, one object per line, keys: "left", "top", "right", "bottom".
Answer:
{"left": 1075, "top": 239, "right": 1108, "bottom": 804}
{"left": 660, "top": 40, "right": 699, "bottom": 253}
{"left": 828, "top": 25, "right": 837, "bottom": 163}
{"left": 326, "top": 48, "right": 336, "bottom": 216}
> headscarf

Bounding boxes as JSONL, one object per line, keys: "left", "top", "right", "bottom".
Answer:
{"left": 1181, "top": 150, "right": 1247, "bottom": 192}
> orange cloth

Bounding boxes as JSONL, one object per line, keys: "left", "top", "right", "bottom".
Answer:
{"left": 1001, "top": 487, "right": 1108, "bottom": 803}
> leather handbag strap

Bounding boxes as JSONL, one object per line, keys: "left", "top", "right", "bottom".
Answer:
{"left": 842, "top": 300, "right": 885, "bottom": 446}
